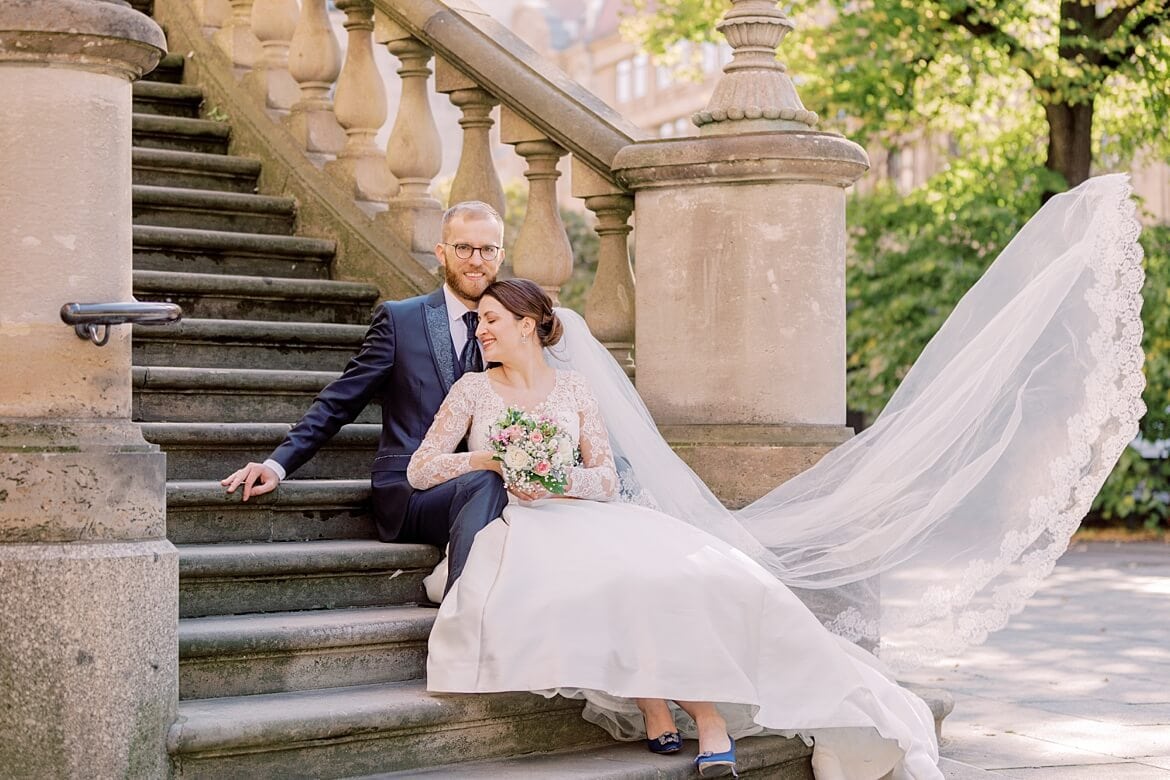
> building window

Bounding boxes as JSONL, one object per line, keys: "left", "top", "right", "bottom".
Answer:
{"left": 633, "top": 53, "right": 649, "bottom": 98}
{"left": 701, "top": 42, "right": 719, "bottom": 73}
{"left": 616, "top": 59, "right": 631, "bottom": 103}
{"left": 657, "top": 64, "right": 673, "bottom": 90}
{"left": 886, "top": 147, "right": 902, "bottom": 181}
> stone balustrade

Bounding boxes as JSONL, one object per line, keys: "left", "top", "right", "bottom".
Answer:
{"left": 178, "top": 0, "right": 870, "bottom": 505}
{"left": 190, "top": 0, "right": 640, "bottom": 341}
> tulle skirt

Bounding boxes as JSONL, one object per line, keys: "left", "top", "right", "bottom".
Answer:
{"left": 426, "top": 498, "right": 943, "bottom": 779}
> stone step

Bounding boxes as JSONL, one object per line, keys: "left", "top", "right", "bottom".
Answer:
{"left": 133, "top": 225, "right": 333, "bottom": 279}
{"left": 133, "top": 148, "right": 260, "bottom": 193}
{"left": 144, "top": 52, "right": 185, "bottom": 84}
{"left": 132, "top": 318, "right": 366, "bottom": 372}
{"left": 132, "top": 80, "right": 204, "bottom": 118}
{"left": 167, "top": 680, "right": 610, "bottom": 779}
{"left": 366, "top": 735, "right": 814, "bottom": 779}
{"left": 132, "top": 365, "right": 378, "bottom": 424}
{"left": 166, "top": 479, "right": 375, "bottom": 545}
{"left": 133, "top": 113, "right": 230, "bottom": 154}
{"left": 179, "top": 605, "right": 435, "bottom": 699}
{"left": 140, "top": 421, "right": 378, "bottom": 480}
{"left": 133, "top": 269, "right": 378, "bottom": 324}
{"left": 177, "top": 540, "right": 438, "bottom": 618}
{"left": 133, "top": 185, "right": 296, "bottom": 235}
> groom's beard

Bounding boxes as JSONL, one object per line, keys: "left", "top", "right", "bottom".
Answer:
{"left": 444, "top": 263, "right": 496, "bottom": 303}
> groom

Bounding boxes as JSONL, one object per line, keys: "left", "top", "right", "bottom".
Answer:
{"left": 221, "top": 200, "right": 509, "bottom": 594}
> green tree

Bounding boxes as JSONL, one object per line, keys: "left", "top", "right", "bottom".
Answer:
{"left": 624, "top": 0, "right": 1170, "bottom": 189}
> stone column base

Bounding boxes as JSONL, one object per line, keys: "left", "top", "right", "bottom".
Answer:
{"left": 0, "top": 539, "right": 178, "bottom": 778}
{"left": 661, "top": 423, "right": 853, "bottom": 509}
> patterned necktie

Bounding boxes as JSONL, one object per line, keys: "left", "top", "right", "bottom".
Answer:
{"left": 460, "top": 311, "right": 483, "bottom": 373}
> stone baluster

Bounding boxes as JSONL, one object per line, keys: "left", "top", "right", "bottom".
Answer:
{"left": 325, "top": 0, "right": 394, "bottom": 203}
{"left": 243, "top": 0, "right": 301, "bottom": 111}
{"left": 572, "top": 159, "right": 635, "bottom": 374}
{"left": 213, "top": 0, "right": 261, "bottom": 69}
{"left": 287, "top": 0, "right": 346, "bottom": 155}
{"left": 375, "top": 16, "right": 443, "bottom": 255}
{"left": 500, "top": 107, "right": 573, "bottom": 304}
{"left": 195, "top": 0, "right": 231, "bottom": 33}
{"left": 434, "top": 58, "right": 506, "bottom": 216}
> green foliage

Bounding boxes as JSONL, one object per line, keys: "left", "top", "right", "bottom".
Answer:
{"left": 624, "top": 1, "right": 1170, "bottom": 175}
{"left": 1090, "top": 223, "right": 1170, "bottom": 529}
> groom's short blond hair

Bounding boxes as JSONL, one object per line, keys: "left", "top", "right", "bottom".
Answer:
{"left": 442, "top": 201, "right": 503, "bottom": 240}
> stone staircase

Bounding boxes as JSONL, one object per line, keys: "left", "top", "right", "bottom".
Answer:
{"left": 130, "top": 20, "right": 813, "bottom": 780}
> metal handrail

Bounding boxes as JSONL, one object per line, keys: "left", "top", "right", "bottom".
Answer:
{"left": 60, "top": 301, "right": 182, "bottom": 346}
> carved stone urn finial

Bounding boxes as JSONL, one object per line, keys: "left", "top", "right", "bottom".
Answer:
{"left": 693, "top": 0, "right": 818, "bottom": 134}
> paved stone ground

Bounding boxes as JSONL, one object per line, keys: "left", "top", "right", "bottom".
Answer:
{"left": 903, "top": 541, "right": 1170, "bottom": 779}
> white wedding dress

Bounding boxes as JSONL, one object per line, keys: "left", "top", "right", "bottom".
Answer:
{"left": 406, "top": 174, "right": 1146, "bottom": 780}
{"left": 409, "top": 370, "right": 942, "bottom": 779}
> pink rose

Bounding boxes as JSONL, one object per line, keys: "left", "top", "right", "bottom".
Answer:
{"left": 530, "top": 431, "right": 544, "bottom": 444}
{"left": 533, "top": 460, "right": 551, "bottom": 476}
{"left": 505, "top": 426, "right": 522, "bottom": 442}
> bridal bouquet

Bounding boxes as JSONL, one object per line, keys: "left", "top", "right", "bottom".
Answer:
{"left": 488, "top": 407, "right": 578, "bottom": 495}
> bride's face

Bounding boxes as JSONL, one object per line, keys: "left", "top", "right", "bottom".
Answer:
{"left": 476, "top": 295, "right": 535, "bottom": 364}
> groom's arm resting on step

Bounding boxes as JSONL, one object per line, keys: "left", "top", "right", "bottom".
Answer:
{"left": 222, "top": 303, "right": 397, "bottom": 501}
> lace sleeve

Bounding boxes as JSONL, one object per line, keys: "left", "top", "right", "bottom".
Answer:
{"left": 407, "top": 377, "right": 479, "bottom": 490}
{"left": 565, "top": 372, "right": 618, "bottom": 501}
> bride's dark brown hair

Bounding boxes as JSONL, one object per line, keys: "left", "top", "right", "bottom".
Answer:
{"left": 482, "top": 278, "right": 563, "bottom": 347}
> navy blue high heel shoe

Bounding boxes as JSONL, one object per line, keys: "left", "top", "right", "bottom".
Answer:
{"left": 695, "top": 737, "right": 737, "bottom": 778}
{"left": 645, "top": 731, "right": 682, "bottom": 754}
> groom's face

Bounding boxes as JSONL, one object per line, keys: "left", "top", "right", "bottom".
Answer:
{"left": 438, "top": 214, "right": 504, "bottom": 306}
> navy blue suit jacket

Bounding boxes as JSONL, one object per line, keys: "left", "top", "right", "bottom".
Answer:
{"left": 269, "top": 288, "right": 467, "bottom": 539}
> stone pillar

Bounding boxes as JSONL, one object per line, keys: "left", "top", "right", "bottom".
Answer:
{"left": 287, "top": 0, "right": 347, "bottom": 156}
{"left": 325, "top": 0, "right": 394, "bottom": 203}
{"left": 0, "top": 4, "right": 177, "bottom": 778}
{"left": 613, "top": 0, "right": 868, "bottom": 508}
{"left": 376, "top": 17, "right": 443, "bottom": 257}
{"left": 435, "top": 58, "right": 506, "bottom": 217}
{"left": 501, "top": 107, "right": 573, "bottom": 305}
{"left": 572, "top": 159, "right": 635, "bottom": 375}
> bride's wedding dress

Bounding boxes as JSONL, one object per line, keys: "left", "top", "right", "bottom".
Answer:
{"left": 410, "top": 174, "right": 1146, "bottom": 779}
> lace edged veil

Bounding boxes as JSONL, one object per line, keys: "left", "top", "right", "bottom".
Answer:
{"left": 545, "top": 173, "right": 1146, "bottom": 671}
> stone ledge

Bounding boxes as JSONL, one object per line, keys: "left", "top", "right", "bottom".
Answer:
{"left": 0, "top": 0, "right": 165, "bottom": 79}
{"left": 614, "top": 132, "right": 869, "bottom": 190}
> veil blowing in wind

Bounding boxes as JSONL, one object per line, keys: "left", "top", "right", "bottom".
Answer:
{"left": 545, "top": 173, "right": 1146, "bottom": 671}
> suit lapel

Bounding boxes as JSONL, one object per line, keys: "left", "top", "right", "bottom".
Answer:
{"left": 423, "top": 288, "right": 458, "bottom": 394}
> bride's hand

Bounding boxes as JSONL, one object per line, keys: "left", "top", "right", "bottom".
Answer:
{"left": 510, "top": 485, "right": 552, "bottom": 501}
{"left": 470, "top": 451, "right": 503, "bottom": 474}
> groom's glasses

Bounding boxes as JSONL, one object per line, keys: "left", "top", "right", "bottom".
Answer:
{"left": 443, "top": 243, "right": 501, "bottom": 261}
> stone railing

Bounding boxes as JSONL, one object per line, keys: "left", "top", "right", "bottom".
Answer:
{"left": 158, "top": 0, "right": 643, "bottom": 372}
{"left": 159, "top": 0, "right": 871, "bottom": 504}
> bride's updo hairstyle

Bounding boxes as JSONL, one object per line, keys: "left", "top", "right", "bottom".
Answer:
{"left": 482, "top": 278, "right": 563, "bottom": 348}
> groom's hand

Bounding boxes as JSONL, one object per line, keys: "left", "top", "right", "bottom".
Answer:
{"left": 221, "top": 462, "right": 279, "bottom": 502}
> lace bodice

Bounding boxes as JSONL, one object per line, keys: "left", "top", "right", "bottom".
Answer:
{"left": 407, "top": 369, "right": 618, "bottom": 500}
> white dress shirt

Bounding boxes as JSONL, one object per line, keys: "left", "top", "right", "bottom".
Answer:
{"left": 264, "top": 285, "right": 479, "bottom": 483}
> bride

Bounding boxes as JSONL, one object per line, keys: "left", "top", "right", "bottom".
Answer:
{"left": 407, "top": 173, "right": 1146, "bottom": 779}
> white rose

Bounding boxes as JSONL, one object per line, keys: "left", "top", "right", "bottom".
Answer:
{"left": 556, "top": 436, "right": 574, "bottom": 464}
{"left": 503, "top": 446, "right": 532, "bottom": 471}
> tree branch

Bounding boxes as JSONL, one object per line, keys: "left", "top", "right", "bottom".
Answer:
{"left": 947, "top": 4, "right": 1037, "bottom": 80}
{"left": 1096, "top": 1, "right": 1144, "bottom": 39}
{"left": 1099, "top": 4, "right": 1170, "bottom": 70}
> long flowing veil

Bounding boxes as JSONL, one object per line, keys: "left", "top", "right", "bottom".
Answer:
{"left": 545, "top": 173, "right": 1146, "bottom": 671}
